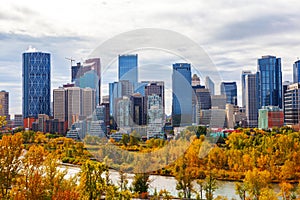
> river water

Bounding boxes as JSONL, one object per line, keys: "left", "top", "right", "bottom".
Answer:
{"left": 64, "top": 166, "right": 281, "bottom": 199}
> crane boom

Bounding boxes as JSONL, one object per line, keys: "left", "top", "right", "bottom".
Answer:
{"left": 65, "top": 57, "right": 75, "bottom": 66}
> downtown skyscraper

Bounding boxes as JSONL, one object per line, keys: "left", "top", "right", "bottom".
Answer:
{"left": 257, "top": 55, "right": 282, "bottom": 108}
{"left": 244, "top": 73, "right": 258, "bottom": 127}
{"left": 118, "top": 54, "right": 138, "bottom": 83}
{"left": 293, "top": 60, "right": 300, "bottom": 83}
{"left": 220, "top": 82, "right": 237, "bottom": 105}
{"left": 241, "top": 70, "right": 252, "bottom": 108}
{"left": 22, "top": 49, "right": 51, "bottom": 119}
{"left": 172, "top": 63, "right": 192, "bottom": 127}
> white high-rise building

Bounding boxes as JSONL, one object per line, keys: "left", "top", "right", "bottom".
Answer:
{"left": 241, "top": 71, "right": 252, "bottom": 108}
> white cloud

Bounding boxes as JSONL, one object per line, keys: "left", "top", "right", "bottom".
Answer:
{"left": 1, "top": 0, "right": 300, "bottom": 115}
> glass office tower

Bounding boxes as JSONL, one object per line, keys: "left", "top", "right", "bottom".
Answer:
{"left": 172, "top": 63, "right": 192, "bottom": 127}
{"left": 257, "top": 55, "right": 282, "bottom": 108}
{"left": 118, "top": 54, "right": 138, "bottom": 83}
{"left": 293, "top": 60, "right": 300, "bottom": 83}
{"left": 220, "top": 82, "right": 237, "bottom": 105}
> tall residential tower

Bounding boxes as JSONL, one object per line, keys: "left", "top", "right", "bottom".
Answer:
{"left": 22, "top": 49, "right": 51, "bottom": 119}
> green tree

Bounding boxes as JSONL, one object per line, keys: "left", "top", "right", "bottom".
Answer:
{"left": 129, "top": 130, "right": 140, "bottom": 146}
{"left": 197, "top": 126, "right": 207, "bottom": 138}
{"left": 79, "top": 160, "right": 108, "bottom": 200}
{"left": 120, "top": 134, "right": 129, "bottom": 146}
{"left": 132, "top": 173, "right": 150, "bottom": 195}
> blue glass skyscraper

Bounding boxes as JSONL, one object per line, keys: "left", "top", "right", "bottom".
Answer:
{"left": 220, "top": 82, "right": 237, "bottom": 105}
{"left": 118, "top": 54, "right": 138, "bottom": 83}
{"left": 293, "top": 60, "right": 300, "bottom": 83}
{"left": 172, "top": 63, "right": 192, "bottom": 126}
{"left": 257, "top": 55, "right": 282, "bottom": 108}
{"left": 23, "top": 51, "right": 51, "bottom": 118}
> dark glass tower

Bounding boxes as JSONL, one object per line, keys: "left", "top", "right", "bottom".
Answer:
{"left": 172, "top": 63, "right": 192, "bottom": 127}
{"left": 23, "top": 51, "right": 51, "bottom": 118}
{"left": 293, "top": 60, "right": 300, "bottom": 83}
{"left": 220, "top": 82, "right": 237, "bottom": 105}
{"left": 118, "top": 54, "right": 138, "bottom": 83}
{"left": 257, "top": 55, "right": 282, "bottom": 108}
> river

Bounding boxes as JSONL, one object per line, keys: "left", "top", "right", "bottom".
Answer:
{"left": 63, "top": 165, "right": 281, "bottom": 199}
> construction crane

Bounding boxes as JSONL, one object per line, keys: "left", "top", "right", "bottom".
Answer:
{"left": 65, "top": 57, "right": 75, "bottom": 83}
{"left": 65, "top": 57, "right": 75, "bottom": 67}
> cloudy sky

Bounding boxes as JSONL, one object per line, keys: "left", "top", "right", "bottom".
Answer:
{"left": 1, "top": 0, "right": 300, "bottom": 116}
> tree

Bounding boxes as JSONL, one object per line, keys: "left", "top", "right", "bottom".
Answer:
{"left": 196, "top": 126, "right": 207, "bottom": 138}
{"left": 43, "top": 153, "right": 71, "bottom": 198}
{"left": 203, "top": 172, "right": 218, "bottom": 200}
{"left": 259, "top": 188, "right": 277, "bottom": 200}
{"left": 0, "top": 133, "right": 24, "bottom": 198}
{"left": 79, "top": 160, "right": 108, "bottom": 199}
{"left": 120, "top": 134, "right": 129, "bottom": 146}
{"left": 132, "top": 173, "right": 150, "bottom": 196}
{"left": 129, "top": 130, "right": 140, "bottom": 146}
{"left": 196, "top": 179, "right": 205, "bottom": 200}
{"left": 174, "top": 157, "right": 194, "bottom": 199}
{"left": 159, "top": 189, "right": 172, "bottom": 200}
{"left": 12, "top": 145, "right": 47, "bottom": 199}
{"left": 0, "top": 116, "right": 7, "bottom": 129}
{"left": 118, "top": 169, "right": 128, "bottom": 191}
{"left": 279, "top": 182, "right": 294, "bottom": 200}
{"left": 244, "top": 168, "right": 271, "bottom": 200}
{"left": 235, "top": 182, "right": 246, "bottom": 200}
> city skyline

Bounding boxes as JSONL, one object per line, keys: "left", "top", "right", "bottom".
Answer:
{"left": 2, "top": 1, "right": 300, "bottom": 116}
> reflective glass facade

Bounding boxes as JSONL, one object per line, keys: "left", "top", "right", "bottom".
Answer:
{"left": 220, "top": 82, "right": 237, "bottom": 105}
{"left": 257, "top": 56, "right": 282, "bottom": 108}
{"left": 293, "top": 60, "right": 300, "bottom": 83}
{"left": 23, "top": 52, "right": 51, "bottom": 118}
{"left": 118, "top": 54, "right": 138, "bottom": 83}
{"left": 172, "top": 63, "right": 192, "bottom": 126}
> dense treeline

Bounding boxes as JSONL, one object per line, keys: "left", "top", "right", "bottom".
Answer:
{"left": 167, "top": 127, "right": 300, "bottom": 199}
{"left": 1, "top": 124, "right": 300, "bottom": 199}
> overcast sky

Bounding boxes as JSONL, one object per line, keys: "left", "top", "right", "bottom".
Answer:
{"left": 1, "top": 0, "right": 300, "bottom": 116}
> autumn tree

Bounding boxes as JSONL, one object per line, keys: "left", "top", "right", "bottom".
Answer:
{"left": 12, "top": 145, "right": 47, "bottom": 199}
{"left": 203, "top": 172, "right": 218, "bottom": 200}
{"left": 244, "top": 168, "right": 271, "bottom": 200}
{"left": 235, "top": 182, "right": 246, "bottom": 200}
{"left": 0, "top": 133, "right": 24, "bottom": 198}
{"left": 174, "top": 157, "right": 194, "bottom": 199}
{"left": 279, "top": 182, "right": 294, "bottom": 200}
{"left": 0, "top": 116, "right": 7, "bottom": 128}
